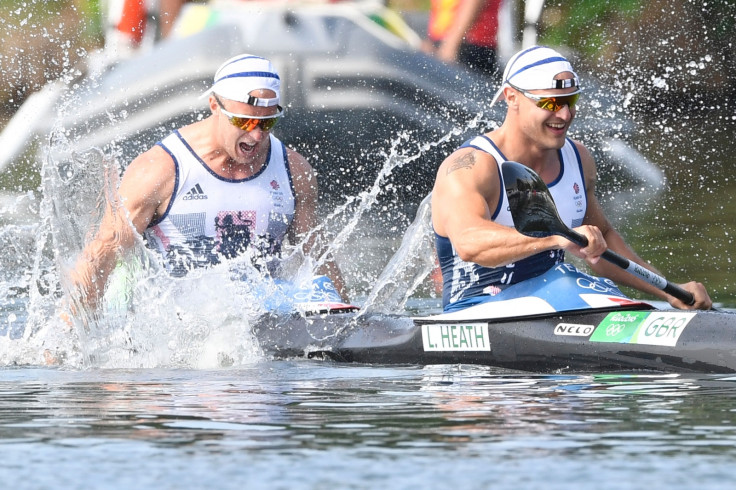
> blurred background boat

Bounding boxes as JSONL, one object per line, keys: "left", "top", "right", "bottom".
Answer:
{"left": 0, "top": 0, "right": 664, "bottom": 218}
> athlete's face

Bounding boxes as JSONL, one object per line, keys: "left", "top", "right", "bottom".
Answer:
{"left": 508, "top": 72, "right": 578, "bottom": 150}
{"left": 213, "top": 90, "right": 280, "bottom": 165}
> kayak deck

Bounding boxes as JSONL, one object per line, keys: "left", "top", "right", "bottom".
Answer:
{"left": 253, "top": 307, "right": 736, "bottom": 373}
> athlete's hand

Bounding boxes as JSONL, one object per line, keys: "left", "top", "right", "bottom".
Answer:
{"left": 669, "top": 281, "right": 713, "bottom": 310}
{"left": 56, "top": 298, "right": 76, "bottom": 331}
{"left": 561, "top": 225, "right": 607, "bottom": 265}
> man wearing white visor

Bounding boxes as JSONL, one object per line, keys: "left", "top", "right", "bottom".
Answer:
{"left": 431, "top": 45, "right": 711, "bottom": 312}
{"left": 68, "top": 54, "right": 344, "bottom": 310}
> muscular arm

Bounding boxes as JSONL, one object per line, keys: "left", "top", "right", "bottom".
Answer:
{"left": 432, "top": 148, "right": 566, "bottom": 267}
{"left": 67, "top": 146, "right": 175, "bottom": 309}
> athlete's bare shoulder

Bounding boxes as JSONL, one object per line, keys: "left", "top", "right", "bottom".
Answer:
{"left": 127, "top": 143, "right": 173, "bottom": 170}
{"left": 441, "top": 147, "right": 495, "bottom": 177}
{"left": 445, "top": 149, "right": 478, "bottom": 175}
{"left": 285, "top": 147, "right": 314, "bottom": 176}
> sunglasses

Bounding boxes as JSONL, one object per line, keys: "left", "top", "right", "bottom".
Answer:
{"left": 214, "top": 95, "right": 282, "bottom": 132}
{"left": 509, "top": 83, "right": 581, "bottom": 113}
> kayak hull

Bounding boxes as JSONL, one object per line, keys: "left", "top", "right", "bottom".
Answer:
{"left": 253, "top": 307, "right": 736, "bottom": 373}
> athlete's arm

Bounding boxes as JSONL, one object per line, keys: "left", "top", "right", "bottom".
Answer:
{"left": 435, "top": 0, "right": 488, "bottom": 63}
{"left": 66, "top": 146, "right": 175, "bottom": 310}
{"left": 575, "top": 141, "right": 711, "bottom": 309}
{"left": 432, "top": 147, "right": 593, "bottom": 267}
{"left": 286, "top": 149, "right": 347, "bottom": 298}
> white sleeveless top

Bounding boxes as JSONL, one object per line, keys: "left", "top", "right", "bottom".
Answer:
{"left": 435, "top": 136, "right": 587, "bottom": 310}
{"left": 468, "top": 135, "right": 586, "bottom": 229}
{"left": 144, "top": 131, "right": 296, "bottom": 277}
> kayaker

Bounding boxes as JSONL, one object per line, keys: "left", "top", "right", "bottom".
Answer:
{"left": 431, "top": 45, "right": 712, "bottom": 312}
{"left": 65, "top": 53, "right": 345, "bottom": 311}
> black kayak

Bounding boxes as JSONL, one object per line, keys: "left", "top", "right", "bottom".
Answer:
{"left": 253, "top": 305, "right": 736, "bottom": 373}
{"left": 252, "top": 250, "right": 734, "bottom": 374}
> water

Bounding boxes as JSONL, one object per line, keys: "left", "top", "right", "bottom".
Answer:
{"left": 2, "top": 2, "right": 736, "bottom": 487}
{"left": 2, "top": 365, "right": 736, "bottom": 489}
{"left": 2, "top": 99, "right": 735, "bottom": 490}
{"left": 10, "top": 123, "right": 736, "bottom": 487}
{"left": 0, "top": 116, "right": 459, "bottom": 368}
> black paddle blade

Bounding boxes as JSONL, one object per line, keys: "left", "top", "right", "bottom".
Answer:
{"left": 501, "top": 161, "right": 569, "bottom": 238}
{"left": 501, "top": 162, "right": 696, "bottom": 306}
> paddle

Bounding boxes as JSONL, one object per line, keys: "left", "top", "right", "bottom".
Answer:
{"left": 501, "top": 160, "right": 695, "bottom": 306}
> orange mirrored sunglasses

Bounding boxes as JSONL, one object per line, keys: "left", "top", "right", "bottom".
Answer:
{"left": 214, "top": 95, "right": 281, "bottom": 132}
{"left": 509, "top": 83, "right": 581, "bottom": 112}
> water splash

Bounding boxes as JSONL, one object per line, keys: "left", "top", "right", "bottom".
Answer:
{"left": 2, "top": 121, "right": 265, "bottom": 368}
{"left": 0, "top": 91, "right": 485, "bottom": 369}
{"left": 359, "top": 193, "right": 436, "bottom": 316}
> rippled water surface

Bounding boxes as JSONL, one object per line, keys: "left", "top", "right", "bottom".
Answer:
{"left": 1, "top": 4, "right": 736, "bottom": 486}
{"left": 1, "top": 106, "right": 735, "bottom": 490}
{"left": 2, "top": 364, "right": 736, "bottom": 489}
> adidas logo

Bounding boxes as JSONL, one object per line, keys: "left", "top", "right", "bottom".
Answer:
{"left": 183, "top": 183, "right": 208, "bottom": 200}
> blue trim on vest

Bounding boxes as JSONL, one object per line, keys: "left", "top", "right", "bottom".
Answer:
{"left": 174, "top": 130, "right": 273, "bottom": 183}
{"left": 568, "top": 138, "right": 587, "bottom": 196}
{"left": 547, "top": 149, "right": 565, "bottom": 188}
{"left": 491, "top": 164, "right": 503, "bottom": 220}
{"left": 483, "top": 136, "right": 508, "bottom": 220}
{"left": 149, "top": 140, "right": 180, "bottom": 227}
{"left": 462, "top": 135, "right": 508, "bottom": 220}
{"left": 484, "top": 135, "right": 505, "bottom": 156}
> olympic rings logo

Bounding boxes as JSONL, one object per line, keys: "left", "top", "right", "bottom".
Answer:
{"left": 605, "top": 323, "right": 626, "bottom": 337}
{"left": 576, "top": 277, "right": 618, "bottom": 294}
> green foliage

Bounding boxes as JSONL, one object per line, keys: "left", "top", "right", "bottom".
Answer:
{"left": 539, "top": 0, "right": 643, "bottom": 57}
{"left": 0, "top": 0, "right": 102, "bottom": 41}
{"left": 702, "top": 1, "right": 736, "bottom": 41}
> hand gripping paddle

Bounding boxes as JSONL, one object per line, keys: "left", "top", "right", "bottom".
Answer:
{"left": 501, "top": 160, "right": 695, "bottom": 306}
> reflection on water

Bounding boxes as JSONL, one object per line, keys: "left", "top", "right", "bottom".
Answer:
{"left": 2, "top": 364, "right": 736, "bottom": 488}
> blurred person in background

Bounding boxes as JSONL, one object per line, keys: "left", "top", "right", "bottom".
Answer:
{"left": 423, "top": 0, "right": 503, "bottom": 78}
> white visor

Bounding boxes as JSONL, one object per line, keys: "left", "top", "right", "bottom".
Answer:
{"left": 201, "top": 54, "right": 281, "bottom": 107}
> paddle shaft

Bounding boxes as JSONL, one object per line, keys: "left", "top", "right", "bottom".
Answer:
{"left": 565, "top": 229, "right": 695, "bottom": 306}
